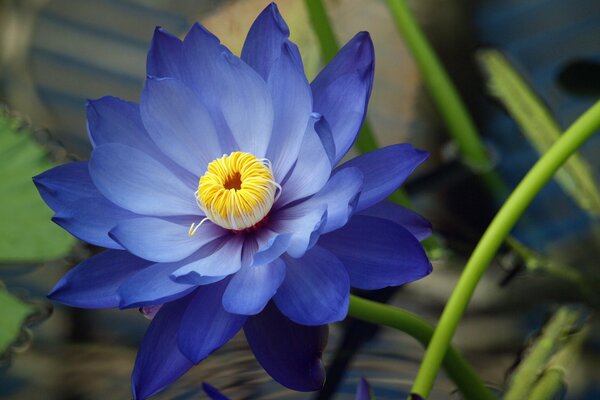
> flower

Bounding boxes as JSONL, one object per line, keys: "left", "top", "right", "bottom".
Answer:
{"left": 33, "top": 3, "right": 431, "bottom": 399}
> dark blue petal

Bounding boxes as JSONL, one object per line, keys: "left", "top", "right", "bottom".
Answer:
{"left": 244, "top": 302, "right": 328, "bottom": 391}
{"left": 89, "top": 143, "right": 199, "bottom": 217}
{"left": 110, "top": 217, "right": 226, "bottom": 263}
{"left": 53, "top": 198, "right": 133, "bottom": 249}
{"left": 132, "top": 295, "right": 194, "bottom": 400}
{"left": 86, "top": 97, "right": 157, "bottom": 156}
{"left": 222, "top": 258, "right": 285, "bottom": 315}
{"left": 265, "top": 42, "right": 312, "bottom": 182}
{"left": 141, "top": 77, "right": 222, "bottom": 176}
{"left": 358, "top": 201, "right": 432, "bottom": 241}
{"left": 319, "top": 215, "right": 432, "bottom": 290}
{"left": 241, "top": 3, "right": 302, "bottom": 80}
{"left": 277, "top": 115, "right": 331, "bottom": 207}
{"left": 274, "top": 246, "right": 349, "bottom": 325}
{"left": 146, "top": 27, "right": 186, "bottom": 79}
{"left": 48, "top": 250, "right": 150, "bottom": 308}
{"left": 311, "top": 32, "right": 374, "bottom": 163}
{"left": 171, "top": 235, "right": 245, "bottom": 282}
{"left": 183, "top": 24, "right": 273, "bottom": 156}
{"left": 355, "top": 378, "right": 372, "bottom": 400}
{"left": 336, "top": 144, "right": 428, "bottom": 212}
{"left": 178, "top": 281, "right": 247, "bottom": 363}
{"left": 33, "top": 162, "right": 97, "bottom": 212}
{"left": 117, "top": 259, "right": 222, "bottom": 308}
{"left": 34, "top": 162, "right": 134, "bottom": 248}
{"left": 202, "top": 383, "right": 230, "bottom": 400}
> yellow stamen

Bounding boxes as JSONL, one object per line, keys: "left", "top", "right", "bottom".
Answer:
{"left": 193, "top": 152, "right": 280, "bottom": 232}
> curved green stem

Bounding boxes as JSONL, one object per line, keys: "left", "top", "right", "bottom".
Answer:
{"left": 348, "top": 295, "right": 496, "bottom": 400}
{"left": 385, "top": 0, "right": 490, "bottom": 171}
{"left": 411, "top": 100, "right": 600, "bottom": 398}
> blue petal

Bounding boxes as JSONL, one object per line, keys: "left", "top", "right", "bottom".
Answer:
{"left": 303, "top": 167, "right": 364, "bottom": 234}
{"left": 89, "top": 143, "right": 199, "bottom": 216}
{"left": 183, "top": 24, "right": 273, "bottom": 156}
{"left": 110, "top": 217, "right": 226, "bottom": 263}
{"left": 86, "top": 97, "right": 157, "bottom": 158}
{"left": 241, "top": 3, "right": 302, "bottom": 80}
{"left": 319, "top": 215, "right": 432, "bottom": 290}
{"left": 358, "top": 201, "right": 432, "bottom": 241}
{"left": 270, "top": 203, "right": 327, "bottom": 258}
{"left": 178, "top": 281, "right": 247, "bottom": 363}
{"left": 311, "top": 32, "right": 374, "bottom": 163}
{"left": 117, "top": 260, "right": 221, "bottom": 308}
{"left": 48, "top": 250, "right": 150, "bottom": 308}
{"left": 222, "top": 258, "right": 285, "bottom": 315}
{"left": 202, "top": 383, "right": 230, "bottom": 400}
{"left": 274, "top": 246, "right": 349, "bottom": 325}
{"left": 355, "top": 378, "right": 373, "bottom": 400}
{"left": 276, "top": 115, "right": 331, "bottom": 207}
{"left": 33, "top": 162, "right": 97, "bottom": 212}
{"left": 140, "top": 77, "right": 222, "bottom": 176}
{"left": 132, "top": 295, "right": 194, "bottom": 400}
{"left": 336, "top": 144, "right": 428, "bottom": 212}
{"left": 252, "top": 229, "right": 291, "bottom": 266}
{"left": 146, "top": 27, "right": 186, "bottom": 79}
{"left": 244, "top": 302, "right": 328, "bottom": 391}
{"left": 53, "top": 198, "right": 133, "bottom": 249}
{"left": 171, "top": 235, "right": 245, "bottom": 282}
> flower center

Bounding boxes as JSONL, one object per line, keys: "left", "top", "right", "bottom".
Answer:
{"left": 193, "top": 152, "right": 279, "bottom": 232}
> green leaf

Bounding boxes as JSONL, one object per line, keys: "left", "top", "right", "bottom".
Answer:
{"left": 0, "top": 289, "right": 35, "bottom": 354}
{"left": 0, "top": 113, "right": 76, "bottom": 262}
{"left": 478, "top": 49, "right": 600, "bottom": 217}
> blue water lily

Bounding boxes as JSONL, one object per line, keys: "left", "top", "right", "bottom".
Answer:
{"left": 34, "top": 3, "right": 431, "bottom": 399}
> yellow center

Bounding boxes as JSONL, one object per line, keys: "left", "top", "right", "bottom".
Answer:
{"left": 194, "top": 152, "right": 279, "bottom": 231}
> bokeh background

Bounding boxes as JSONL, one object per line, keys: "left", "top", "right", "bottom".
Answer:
{"left": 1, "top": 0, "right": 600, "bottom": 398}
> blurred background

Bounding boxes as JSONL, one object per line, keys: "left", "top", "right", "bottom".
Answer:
{"left": 1, "top": 0, "right": 599, "bottom": 398}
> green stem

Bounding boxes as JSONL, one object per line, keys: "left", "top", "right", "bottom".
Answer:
{"left": 385, "top": 0, "right": 490, "bottom": 171}
{"left": 411, "top": 100, "right": 600, "bottom": 398}
{"left": 348, "top": 295, "right": 496, "bottom": 400}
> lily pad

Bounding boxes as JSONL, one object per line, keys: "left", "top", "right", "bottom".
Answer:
{"left": 0, "top": 289, "right": 35, "bottom": 354}
{"left": 0, "top": 113, "right": 75, "bottom": 263}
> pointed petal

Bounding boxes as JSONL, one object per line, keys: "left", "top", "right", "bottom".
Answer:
{"left": 274, "top": 246, "right": 349, "bottom": 325}
{"left": 311, "top": 32, "right": 374, "bottom": 163}
{"left": 265, "top": 42, "right": 312, "bottom": 182}
{"left": 146, "top": 27, "right": 185, "bottom": 79}
{"left": 245, "top": 302, "right": 328, "bottom": 391}
{"left": 319, "top": 215, "right": 432, "bottom": 290}
{"left": 355, "top": 378, "right": 373, "bottom": 400}
{"left": 270, "top": 203, "right": 327, "bottom": 258}
{"left": 358, "top": 201, "right": 432, "bottom": 241}
{"left": 34, "top": 161, "right": 135, "bottom": 248}
{"left": 171, "top": 235, "right": 245, "bottom": 282}
{"left": 141, "top": 77, "right": 222, "bottom": 176}
{"left": 241, "top": 3, "right": 302, "bottom": 80}
{"left": 336, "top": 144, "right": 428, "bottom": 212}
{"left": 222, "top": 258, "right": 285, "bottom": 315}
{"left": 89, "top": 143, "right": 199, "bottom": 216}
{"left": 178, "top": 281, "right": 247, "bottom": 363}
{"left": 202, "top": 383, "right": 230, "bottom": 400}
{"left": 276, "top": 115, "right": 332, "bottom": 206}
{"left": 183, "top": 25, "right": 273, "bottom": 156}
{"left": 48, "top": 250, "right": 150, "bottom": 308}
{"left": 86, "top": 97, "right": 157, "bottom": 157}
{"left": 132, "top": 295, "right": 194, "bottom": 400}
{"left": 117, "top": 260, "right": 222, "bottom": 309}
{"left": 110, "top": 217, "right": 226, "bottom": 263}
